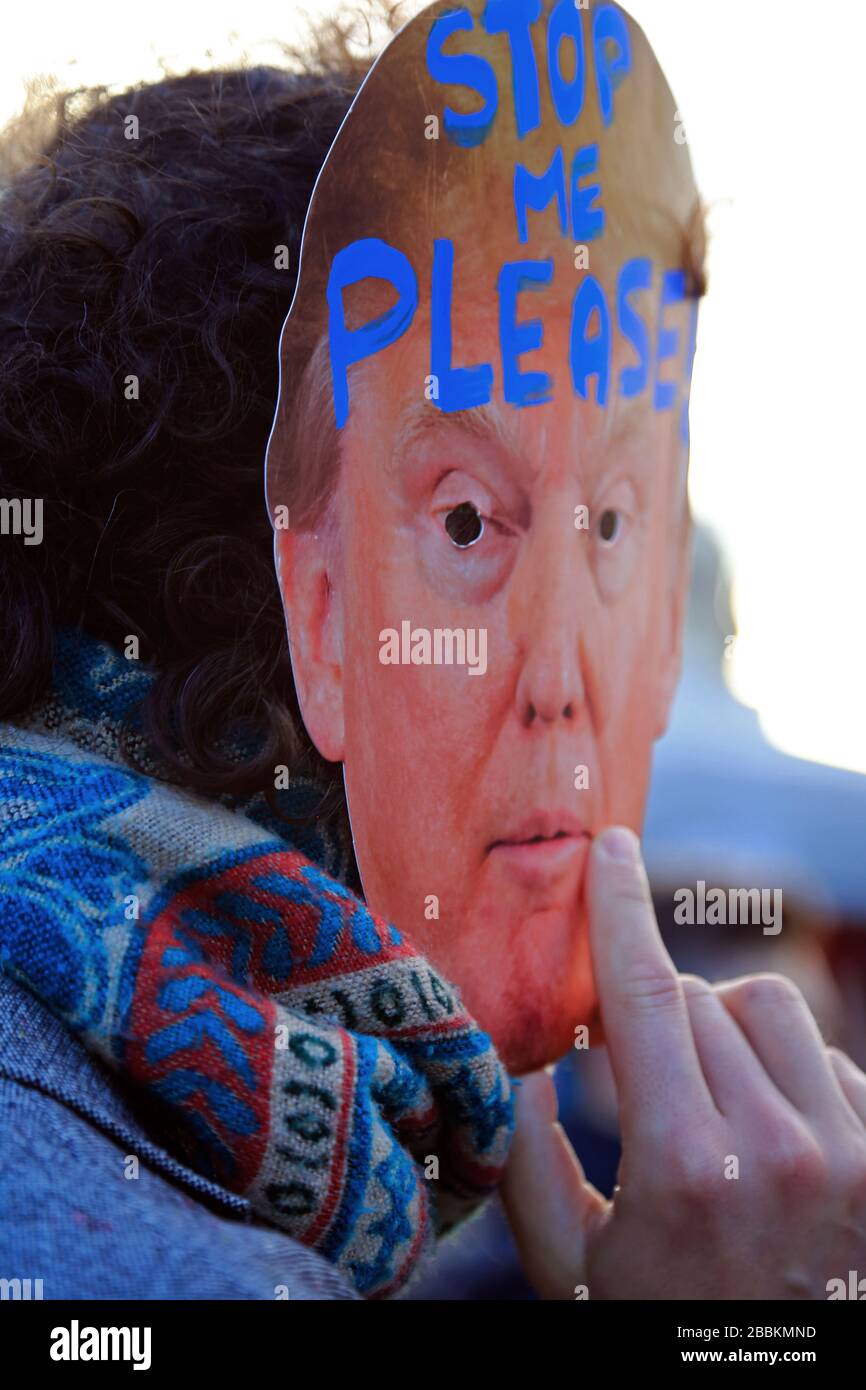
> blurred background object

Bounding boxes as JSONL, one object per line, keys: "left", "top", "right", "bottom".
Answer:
{"left": 646, "top": 527, "right": 866, "bottom": 929}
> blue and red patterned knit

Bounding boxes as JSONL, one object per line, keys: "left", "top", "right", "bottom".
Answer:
{"left": 0, "top": 629, "right": 514, "bottom": 1297}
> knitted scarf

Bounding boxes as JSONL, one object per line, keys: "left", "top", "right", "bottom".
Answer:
{"left": 0, "top": 630, "right": 514, "bottom": 1298}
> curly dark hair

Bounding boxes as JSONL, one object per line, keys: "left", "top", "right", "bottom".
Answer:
{"left": 0, "top": 14, "right": 406, "bottom": 816}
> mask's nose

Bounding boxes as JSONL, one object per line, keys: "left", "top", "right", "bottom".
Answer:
{"left": 513, "top": 510, "right": 589, "bottom": 731}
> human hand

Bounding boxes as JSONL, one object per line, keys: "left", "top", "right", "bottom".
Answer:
{"left": 501, "top": 827, "right": 866, "bottom": 1300}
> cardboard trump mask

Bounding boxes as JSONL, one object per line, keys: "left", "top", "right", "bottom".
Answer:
{"left": 266, "top": 0, "right": 704, "bottom": 1074}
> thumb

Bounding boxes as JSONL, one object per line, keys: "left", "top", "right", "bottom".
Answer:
{"left": 500, "top": 1070, "right": 608, "bottom": 1300}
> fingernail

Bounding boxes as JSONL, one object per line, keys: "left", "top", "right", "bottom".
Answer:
{"left": 595, "top": 826, "right": 640, "bottom": 863}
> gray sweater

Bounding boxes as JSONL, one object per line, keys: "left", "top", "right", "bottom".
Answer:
{"left": 0, "top": 973, "right": 358, "bottom": 1300}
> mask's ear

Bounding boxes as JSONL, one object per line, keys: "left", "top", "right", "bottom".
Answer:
{"left": 274, "top": 525, "right": 345, "bottom": 764}
{"left": 654, "top": 507, "right": 692, "bottom": 740}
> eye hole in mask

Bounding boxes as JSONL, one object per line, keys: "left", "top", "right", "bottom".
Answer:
{"left": 445, "top": 501, "right": 484, "bottom": 548}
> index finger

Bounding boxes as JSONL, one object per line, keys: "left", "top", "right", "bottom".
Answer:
{"left": 587, "top": 827, "right": 715, "bottom": 1143}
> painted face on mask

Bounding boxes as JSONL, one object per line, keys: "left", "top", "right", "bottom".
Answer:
{"left": 268, "top": 0, "right": 702, "bottom": 1074}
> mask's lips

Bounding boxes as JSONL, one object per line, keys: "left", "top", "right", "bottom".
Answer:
{"left": 487, "top": 810, "right": 588, "bottom": 854}
{"left": 485, "top": 812, "right": 591, "bottom": 887}
{"left": 491, "top": 829, "right": 571, "bottom": 848}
